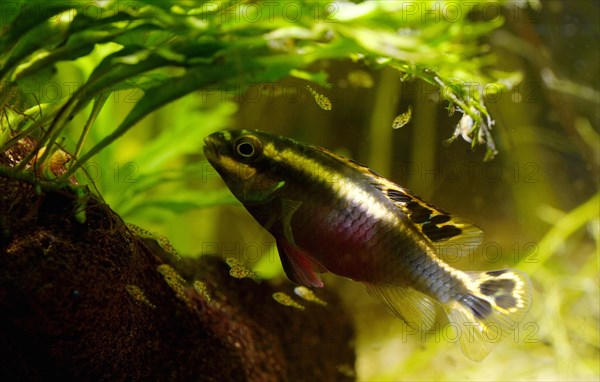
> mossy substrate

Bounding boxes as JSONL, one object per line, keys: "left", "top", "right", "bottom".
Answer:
{"left": 0, "top": 175, "right": 355, "bottom": 381}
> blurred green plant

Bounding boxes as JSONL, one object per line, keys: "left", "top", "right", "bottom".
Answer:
{"left": 85, "top": 92, "right": 239, "bottom": 221}
{"left": 1, "top": 0, "right": 531, "bottom": 192}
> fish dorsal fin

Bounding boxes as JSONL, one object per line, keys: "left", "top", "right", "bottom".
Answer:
{"left": 308, "top": 146, "right": 483, "bottom": 256}
{"left": 365, "top": 283, "right": 437, "bottom": 330}
{"left": 371, "top": 178, "right": 483, "bottom": 258}
{"left": 276, "top": 239, "right": 324, "bottom": 288}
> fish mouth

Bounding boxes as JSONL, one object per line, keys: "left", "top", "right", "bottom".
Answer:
{"left": 203, "top": 135, "right": 220, "bottom": 163}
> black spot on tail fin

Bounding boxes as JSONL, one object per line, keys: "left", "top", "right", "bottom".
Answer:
{"left": 479, "top": 278, "right": 516, "bottom": 297}
{"left": 462, "top": 294, "right": 493, "bottom": 320}
{"left": 486, "top": 269, "right": 506, "bottom": 277}
{"left": 445, "top": 268, "right": 533, "bottom": 362}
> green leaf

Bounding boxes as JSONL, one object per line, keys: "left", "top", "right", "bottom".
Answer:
{"left": 122, "top": 190, "right": 238, "bottom": 217}
{"left": 0, "top": 2, "right": 73, "bottom": 54}
{"left": 132, "top": 103, "right": 236, "bottom": 173}
{"left": 1, "top": 20, "right": 70, "bottom": 81}
{"left": 13, "top": 29, "right": 123, "bottom": 82}
{"left": 290, "top": 69, "right": 331, "bottom": 88}
{"left": 74, "top": 92, "right": 110, "bottom": 159}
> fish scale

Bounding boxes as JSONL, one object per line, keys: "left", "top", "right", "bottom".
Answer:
{"left": 203, "top": 129, "right": 533, "bottom": 361}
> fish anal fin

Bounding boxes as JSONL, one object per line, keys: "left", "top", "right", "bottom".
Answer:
{"left": 446, "top": 300, "right": 495, "bottom": 362}
{"left": 445, "top": 268, "right": 533, "bottom": 362}
{"left": 276, "top": 239, "right": 324, "bottom": 288}
{"left": 366, "top": 284, "right": 437, "bottom": 330}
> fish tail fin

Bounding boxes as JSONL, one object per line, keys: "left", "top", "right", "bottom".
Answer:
{"left": 446, "top": 268, "right": 532, "bottom": 362}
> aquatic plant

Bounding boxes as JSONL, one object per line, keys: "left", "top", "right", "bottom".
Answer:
{"left": 1, "top": 0, "right": 525, "bottom": 189}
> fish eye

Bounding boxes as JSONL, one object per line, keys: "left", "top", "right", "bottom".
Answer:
{"left": 236, "top": 141, "right": 254, "bottom": 157}
{"left": 234, "top": 136, "right": 262, "bottom": 160}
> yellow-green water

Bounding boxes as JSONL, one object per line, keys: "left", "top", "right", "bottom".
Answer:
{"left": 4, "top": 1, "right": 598, "bottom": 380}
{"left": 105, "top": 4, "right": 598, "bottom": 380}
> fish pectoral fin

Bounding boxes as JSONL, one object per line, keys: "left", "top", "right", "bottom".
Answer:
{"left": 445, "top": 268, "right": 533, "bottom": 362}
{"left": 280, "top": 198, "right": 303, "bottom": 244}
{"left": 276, "top": 239, "right": 324, "bottom": 288}
{"left": 365, "top": 284, "right": 437, "bottom": 331}
{"left": 271, "top": 198, "right": 324, "bottom": 287}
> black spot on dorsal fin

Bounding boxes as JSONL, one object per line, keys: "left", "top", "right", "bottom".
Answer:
{"left": 421, "top": 223, "right": 462, "bottom": 242}
{"left": 429, "top": 214, "right": 451, "bottom": 224}
{"left": 407, "top": 201, "right": 434, "bottom": 224}
{"left": 381, "top": 186, "right": 479, "bottom": 245}
{"left": 386, "top": 189, "right": 412, "bottom": 204}
{"left": 379, "top": 184, "right": 484, "bottom": 257}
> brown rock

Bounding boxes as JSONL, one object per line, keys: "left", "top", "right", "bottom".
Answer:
{"left": 0, "top": 175, "right": 355, "bottom": 381}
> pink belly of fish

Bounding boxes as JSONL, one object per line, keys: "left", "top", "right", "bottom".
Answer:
{"left": 290, "top": 200, "right": 397, "bottom": 282}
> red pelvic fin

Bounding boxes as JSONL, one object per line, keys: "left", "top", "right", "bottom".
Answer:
{"left": 276, "top": 239, "right": 324, "bottom": 288}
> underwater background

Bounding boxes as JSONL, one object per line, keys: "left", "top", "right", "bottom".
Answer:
{"left": 86, "top": 2, "right": 599, "bottom": 380}
{"left": 103, "top": 2, "right": 597, "bottom": 380}
{"left": 1, "top": 0, "right": 598, "bottom": 380}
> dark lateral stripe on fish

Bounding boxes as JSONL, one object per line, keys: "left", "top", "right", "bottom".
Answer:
{"left": 266, "top": 142, "right": 473, "bottom": 245}
{"left": 261, "top": 146, "right": 346, "bottom": 189}
{"left": 262, "top": 143, "right": 374, "bottom": 193}
{"left": 263, "top": 144, "right": 405, "bottom": 226}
